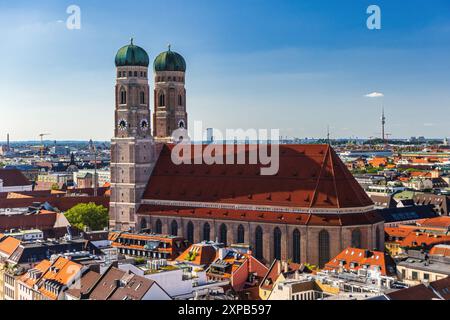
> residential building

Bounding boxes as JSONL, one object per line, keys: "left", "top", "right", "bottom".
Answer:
{"left": 68, "top": 265, "right": 172, "bottom": 300}
{"left": 396, "top": 249, "right": 450, "bottom": 286}
{"left": 384, "top": 277, "right": 450, "bottom": 300}
{"left": 18, "top": 256, "right": 83, "bottom": 300}
{"left": 206, "top": 246, "right": 268, "bottom": 292}
{"left": 0, "top": 169, "right": 33, "bottom": 193}
{"left": 110, "top": 231, "right": 188, "bottom": 260}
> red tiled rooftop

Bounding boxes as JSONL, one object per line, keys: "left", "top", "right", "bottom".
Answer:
{"left": 0, "top": 169, "right": 31, "bottom": 187}
{"left": 324, "top": 247, "right": 394, "bottom": 276}
{"left": 417, "top": 216, "right": 450, "bottom": 229}
{"left": 141, "top": 144, "right": 373, "bottom": 210}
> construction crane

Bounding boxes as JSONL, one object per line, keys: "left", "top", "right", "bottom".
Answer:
{"left": 39, "top": 133, "right": 51, "bottom": 158}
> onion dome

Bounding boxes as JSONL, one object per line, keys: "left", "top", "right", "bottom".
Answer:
{"left": 153, "top": 44, "right": 186, "bottom": 72}
{"left": 115, "top": 38, "right": 149, "bottom": 67}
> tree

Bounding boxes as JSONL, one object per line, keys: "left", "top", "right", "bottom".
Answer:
{"left": 65, "top": 202, "right": 109, "bottom": 231}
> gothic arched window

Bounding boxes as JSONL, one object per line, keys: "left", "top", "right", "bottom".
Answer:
{"left": 376, "top": 226, "right": 381, "bottom": 251}
{"left": 293, "top": 229, "right": 301, "bottom": 263}
{"left": 273, "top": 227, "right": 282, "bottom": 260}
{"left": 351, "top": 229, "right": 362, "bottom": 249}
{"left": 237, "top": 225, "right": 245, "bottom": 243}
{"left": 140, "top": 219, "right": 147, "bottom": 231}
{"left": 219, "top": 224, "right": 227, "bottom": 245}
{"left": 178, "top": 120, "right": 185, "bottom": 129}
{"left": 318, "top": 230, "right": 330, "bottom": 268}
{"left": 203, "top": 223, "right": 210, "bottom": 241}
{"left": 140, "top": 91, "right": 145, "bottom": 104}
{"left": 186, "top": 221, "right": 194, "bottom": 243}
{"left": 255, "top": 226, "right": 263, "bottom": 260}
{"left": 171, "top": 220, "right": 178, "bottom": 236}
{"left": 159, "top": 93, "right": 165, "bottom": 106}
{"left": 155, "top": 219, "right": 162, "bottom": 234}
{"left": 178, "top": 94, "right": 183, "bottom": 106}
{"left": 120, "top": 89, "right": 127, "bottom": 104}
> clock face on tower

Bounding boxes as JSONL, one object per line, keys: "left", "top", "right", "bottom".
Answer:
{"left": 140, "top": 119, "right": 149, "bottom": 131}
{"left": 118, "top": 119, "right": 127, "bottom": 131}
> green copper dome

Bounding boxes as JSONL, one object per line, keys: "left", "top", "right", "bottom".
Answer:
{"left": 115, "top": 39, "right": 149, "bottom": 67}
{"left": 153, "top": 46, "right": 186, "bottom": 72}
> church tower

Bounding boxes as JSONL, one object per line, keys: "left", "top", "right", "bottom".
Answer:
{"left": 110, "top": 39, "right": 156, "bottom": 231}
{"left": 153, "top": 46, "right": 187, "bottom": 142}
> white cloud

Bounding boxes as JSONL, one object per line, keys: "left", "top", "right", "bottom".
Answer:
{"left": 365, "top": 92, "right": 384, "bottom": 98}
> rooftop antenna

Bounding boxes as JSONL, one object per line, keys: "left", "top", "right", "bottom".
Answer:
{"left": 167, "top": 43, "right": 171, "bottom": 51}
{"left": 381, "top": 104, "right": 386, "bottom": 143}
{"left": 89, "top": 139, "right": 98, "bottom": 197}
{"left": 326, "top": 125, "right": 331, "bottom": 145}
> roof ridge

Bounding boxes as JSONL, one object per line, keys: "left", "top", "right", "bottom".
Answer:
{"left": 328, "top": 145, "right": 341, "bottom": 208}
{"left": 309, "top": 146, "right": 332, "bottom": 208}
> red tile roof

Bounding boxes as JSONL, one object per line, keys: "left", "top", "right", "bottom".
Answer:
{"left": 385, "top": 227, "right": 413, "bottom": 239}
{"left": 141, "top": 144, "right": 373, "bottom": 209}
{"left": 417, "top": 216, "right": 450, "bottom": 229}
{"left": 324, "top": 247, "right": 394, "bottom": 276}
{"left": 0, "top": 236, "right": 21, "bottom": 257}
{"left": 429, "top": 244, "right": 450, "bottom": 257}
{"left": 399, "top": 232, "right": 450, "bottom": 248}
{"left": 0, "top": 169, "right": 31, "bottom": 187}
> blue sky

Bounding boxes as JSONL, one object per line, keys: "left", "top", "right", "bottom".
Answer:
{"left": 1, "top": 0, "right": 450, "bottom": 141}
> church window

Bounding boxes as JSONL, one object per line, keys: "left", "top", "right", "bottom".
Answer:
{"left": 140, "top": 91, "right": 145, "bottom": 104}
{"left": 219, "top": 224, "right": 227, "bottom": 245}
{"left": 255, "top": 226, "right": 263, "bottom": 260}
{"left": 178, "top": 95, "right": 183, "bottom": 106}
{"left": 134, "top": 71, "right": 138, "bottom": 77}
{"left": 376, "top": 226, "right": 381, "bottom": 250}
{"left": 144, "top": 72, "right": 147, "bottom": 77}
{"left": 186, "top": 221, "right": 194, "bottom": 243}
{"left": 318, "top": 230, "right": 330, "bottom": 268}
{"left": 155, "top": 219, "right": 162, "bottom": 234}
{"left": 159, "top": 94, "right": 165, "bottom": 107}
{"left": 274, "top": 227, "right": 282, "bottom": 260}
{"left": 203, "top": 223, "right": 210, "bottom": 241}
{"left": 237, "top": 225, "right": 245, "bottom": 243}
{"left": 293, "top": 229, "right": 301, "bottom": 263}
{"left": 351, "top": 229, "right": 362, "bottom": 248}
{"left": 171, "top": 220, "right": 178, "bottom": 236}
{"left": 120, "top": 89, "right": 127, "bottom": 104}
{"left": 178, "top": 120, "right": 185, "bottom": 129}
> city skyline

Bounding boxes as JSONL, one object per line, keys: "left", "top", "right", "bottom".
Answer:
{"left": 1, "top": 0, "right": 450, "bottom": 141}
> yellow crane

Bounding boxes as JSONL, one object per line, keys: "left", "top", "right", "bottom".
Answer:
{"left": 38, "top": 133, "right": 51, "bottom": 158}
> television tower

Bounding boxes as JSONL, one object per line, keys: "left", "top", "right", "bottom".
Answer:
{"left": 381, "top": 105, "right": 386, "bottom": 142}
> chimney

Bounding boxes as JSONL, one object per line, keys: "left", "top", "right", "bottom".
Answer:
{"left": 283, "top": 261, "right": 289, "bottom": 273}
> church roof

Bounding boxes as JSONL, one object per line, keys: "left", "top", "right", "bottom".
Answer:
{"left": 140, "top": 144, "right": 373, "bottom": 211}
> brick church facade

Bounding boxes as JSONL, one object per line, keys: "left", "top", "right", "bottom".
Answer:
{"left": 110, "top": 41, "right": 384, "bottom": 267}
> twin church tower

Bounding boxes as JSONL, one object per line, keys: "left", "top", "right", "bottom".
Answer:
{"left": 110, "top": 39, "right": 188, "bottom": 231}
